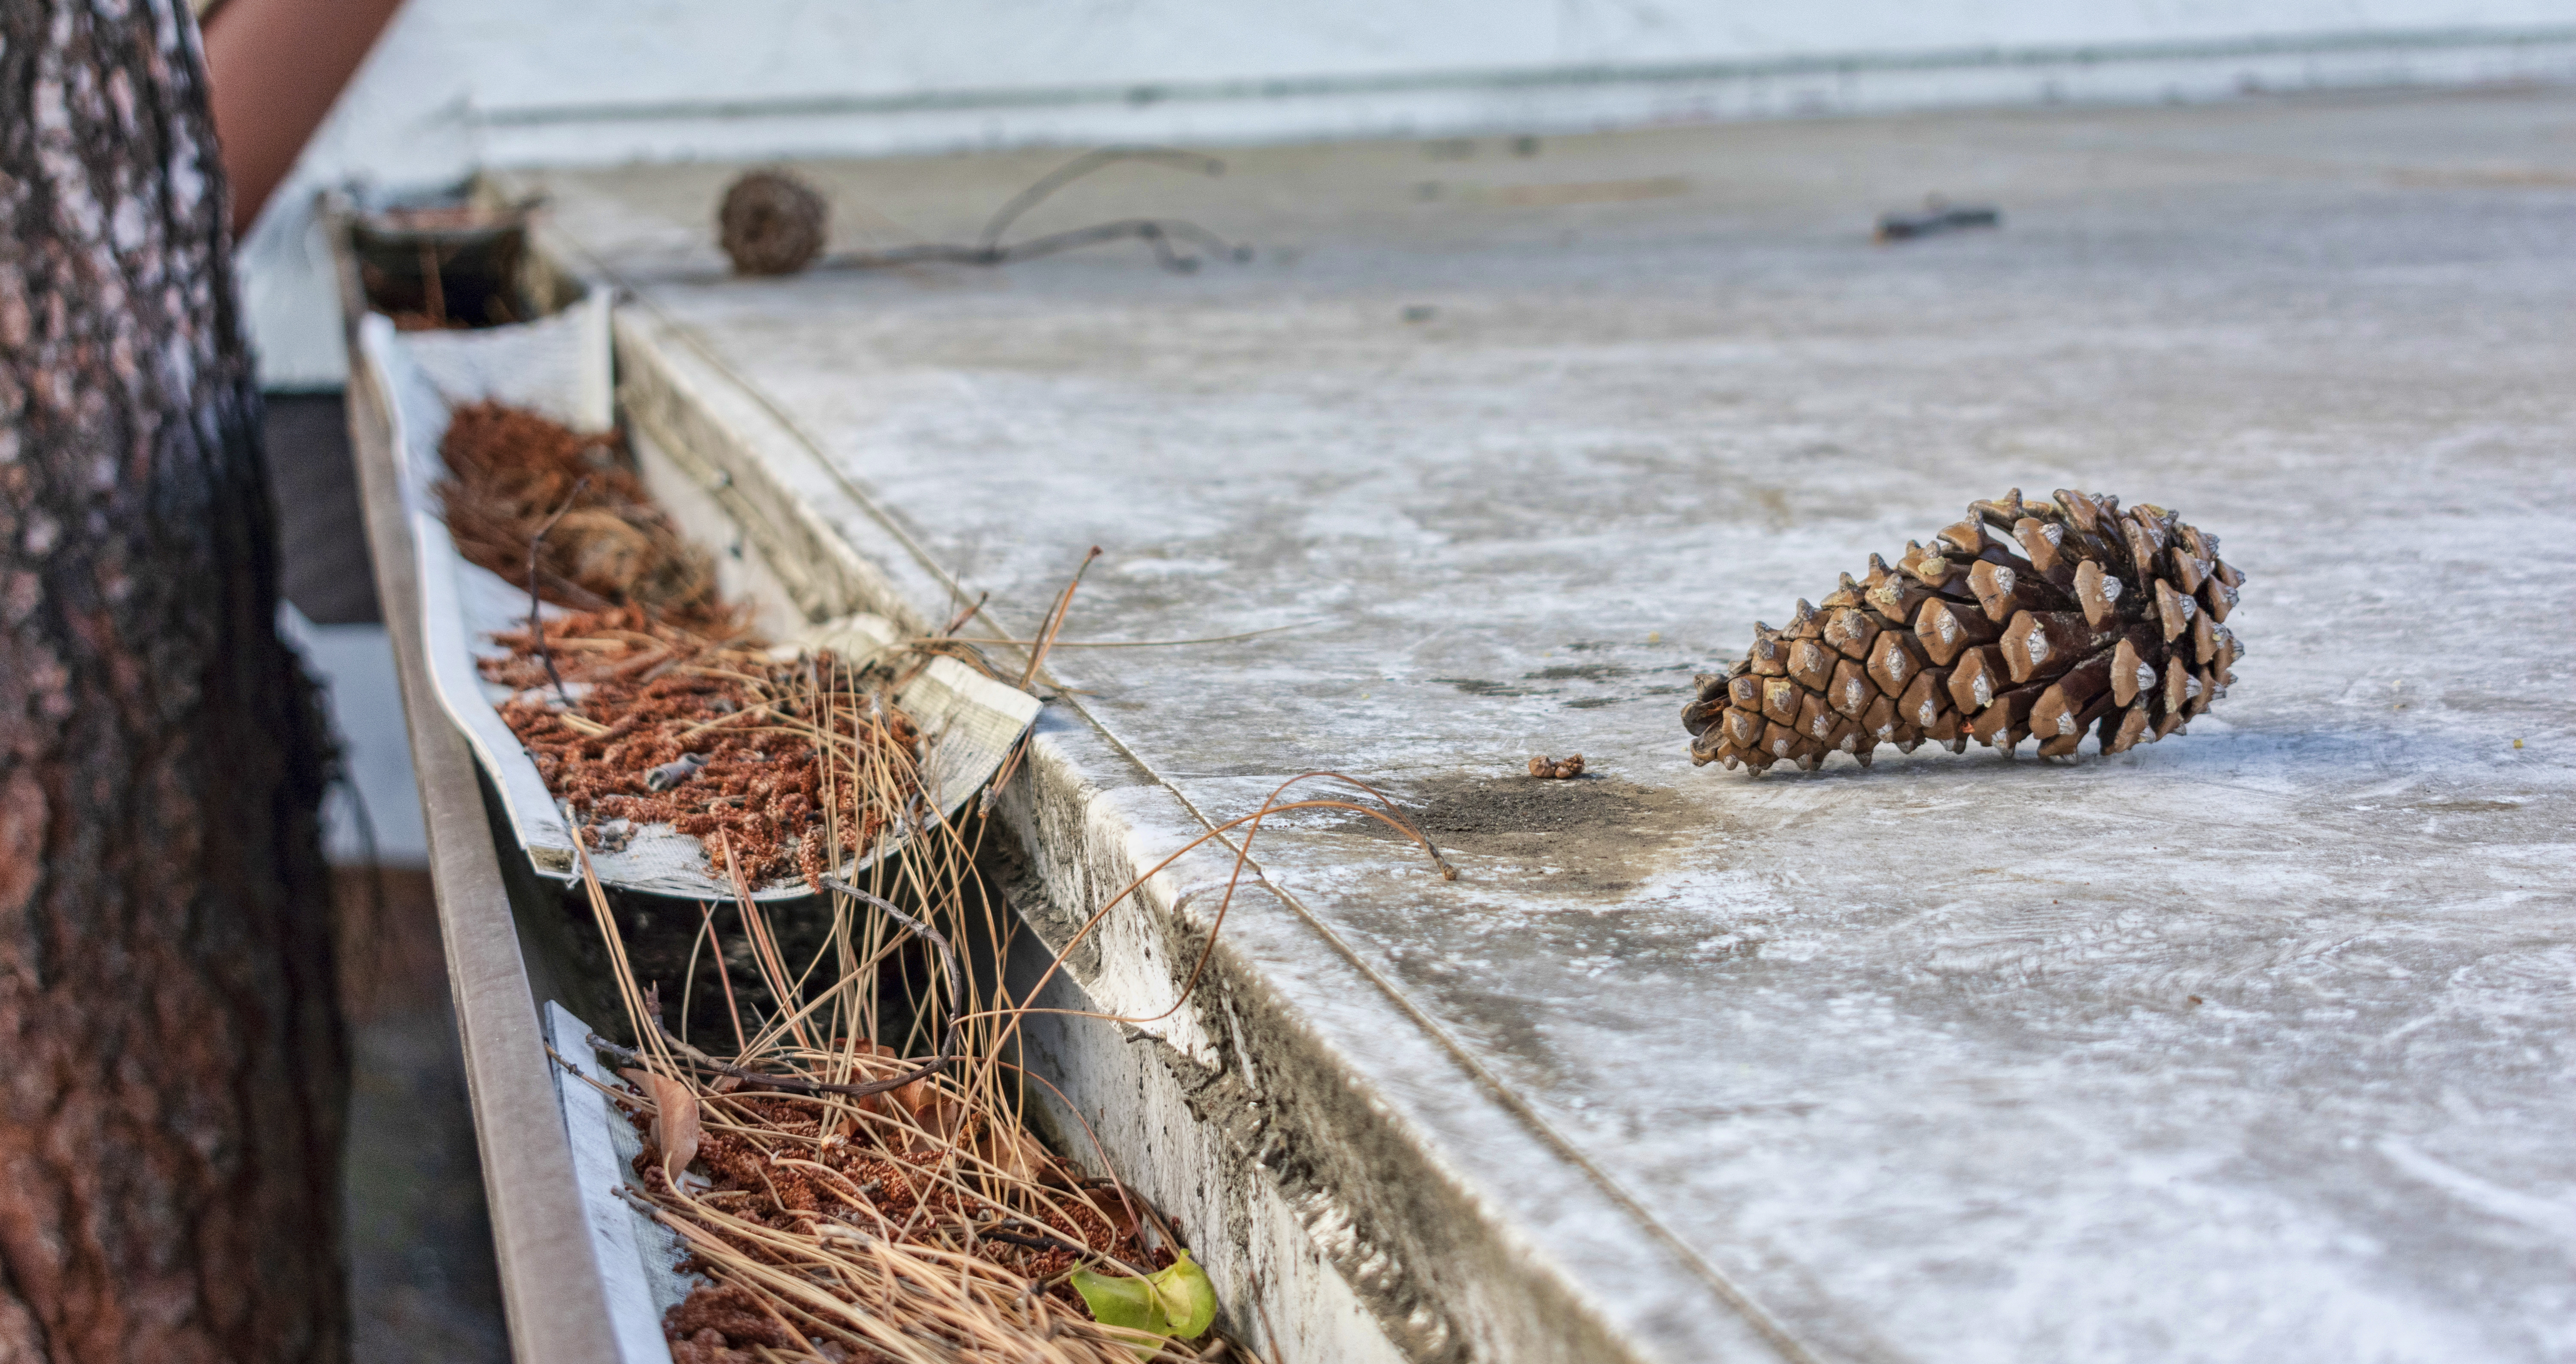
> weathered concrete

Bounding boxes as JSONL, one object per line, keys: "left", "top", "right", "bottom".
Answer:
{"left": 520, "top": 87, "right": 2575, "bottom": 1362}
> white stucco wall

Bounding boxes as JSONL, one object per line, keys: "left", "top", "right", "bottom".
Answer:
{"left": 241, "top": 0, "right": 2576, "bottom": 386}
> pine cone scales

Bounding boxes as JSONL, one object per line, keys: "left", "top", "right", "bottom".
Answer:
{"left": 1683, "top": 489, "right": 2245, "bottom": 773}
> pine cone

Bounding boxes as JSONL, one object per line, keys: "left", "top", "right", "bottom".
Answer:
{"left": 717, "top": 170, "right": 828, "bottom": 276}
{"left": 1683, "top": 489, "right": 2245, "bottom": 773}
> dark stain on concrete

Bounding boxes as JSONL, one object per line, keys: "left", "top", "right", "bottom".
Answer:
{"left": 1399, "top": 774, "right": 1684, "bottom": 839}
{"left": 1345, "top": 774, "right": 1705, "bottom": 899}
{"left": 1522, "top": 662, "right": 1631, "bottom": 681}
{"left": 1432, "top": 677, "right": 1548, "bottom": 696}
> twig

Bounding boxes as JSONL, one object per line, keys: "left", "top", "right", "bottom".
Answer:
{"left": 1018, "top": 546, "right": 1103, "bottom": 690}
{"left": 1248, "top": 1268, "right": 1287, "bottom": 1364}
{"left": 820, "top": 222, "right": 1243, "bottom": 276}
{"left": 811, "top": 147, "right": 1249, "bottom": 276}
{"left": 589, "top": 1028, "right": 930, "bottom": 1103}
{"left": 938, "top": 590, "right": 990, "bottom": 638}
{"left": 700, "top": 901, "right": 747, "bottom": 1053}
{"left": 977, "top": 1225, "right": 1096, "bottom": 1258}
{"left": 939, "top": 619, "right": 1328, "bottom": 650}
{"left": 977, "top": 147, "right": 1225, "bottom": 249}
{"left": 419, "top": 241, "right": 446, "bottom": 327}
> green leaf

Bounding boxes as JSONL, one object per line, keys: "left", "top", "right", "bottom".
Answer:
{"left": 1071, "top": 1264, "right": 1163, "bottom": 1337}
{"left": 1149, "top": 1252, "right": 1217, "bottom": 1340}
{"left": 1071, "top": 1252, "right": 1217, "bottom": 1358}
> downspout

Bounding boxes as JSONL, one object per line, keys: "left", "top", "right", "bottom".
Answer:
{"left": 198, "top": 0, "right": 410, "bottom": 236}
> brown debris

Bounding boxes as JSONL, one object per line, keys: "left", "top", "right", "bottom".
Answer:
{"left": 438, "top": 402, "right": 723, "bottom": 628}
{"left": 666, "top": 1285, "right": 794, "bottom": 1353}
{"left": 1528, "top": 753, "right": 1586, "bottom": 779}
{"left": 1685, "top": 488, "right": 2246, "bottom": 773}
{"left": 624, "top": 1068, "right": 702, "bottom": 1182}
{"left": 477, "top": 607, "right": 918, "bottom": 888}
{"left": 440, "top": 401, "right": 921, "bottom": 888}
{"left": 632, "top": 1078, "right": 1165, "bottom": 1363}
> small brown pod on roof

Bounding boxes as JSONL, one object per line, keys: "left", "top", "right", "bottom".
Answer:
{"left": 719, "top": 169, "right": 830, "bottom": 276}
{"left": 1684, "top": 488, "right": 2246, "bottom": 774}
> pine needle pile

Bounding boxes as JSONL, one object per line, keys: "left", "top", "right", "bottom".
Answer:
{"left": 1684, "top": 488, "right": 2246, "bottom": 772}
{"left": 573, "top": 747, "right": 1220, "bottom": 1364}
{"left": 574, "top": 730, "right": 1456, "bottom": 1361}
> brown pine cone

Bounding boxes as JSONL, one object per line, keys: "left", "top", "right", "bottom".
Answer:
{"left": 1683, "top": 488, "right": 2245, "bottom": 773}
{"left": 717, "top": 169, "right": 829, "bottom": 276}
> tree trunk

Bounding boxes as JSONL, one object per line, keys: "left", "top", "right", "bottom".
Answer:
{"left": 0, "top": 3, "right": 344, "bottom": 1361}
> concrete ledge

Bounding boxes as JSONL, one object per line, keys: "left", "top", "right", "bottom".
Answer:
{"left": 598, "top": 290, "right": 1794, "bottom": 1364}
{"left": 614, "top": 311, "right": 941, "bottom": 630}
{"left": 503, "top": 89, "right": 2576, "bottom": 1360}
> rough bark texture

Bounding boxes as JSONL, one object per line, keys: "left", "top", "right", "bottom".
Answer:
{"left": 0, "top": 3, "right": 344, "bottom": 1361}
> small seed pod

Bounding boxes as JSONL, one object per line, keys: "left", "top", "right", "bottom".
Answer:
{"left": 718, "top": 170, "right": 829, "bottom": 276}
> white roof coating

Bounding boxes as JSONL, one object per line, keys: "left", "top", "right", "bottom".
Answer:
{"left": 522, "top": 87, "right": 2576, "bottom": 1362}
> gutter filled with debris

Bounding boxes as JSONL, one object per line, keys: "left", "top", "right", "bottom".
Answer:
{"left": 333, "top": 188, "right": 1458, "bottom": 1364}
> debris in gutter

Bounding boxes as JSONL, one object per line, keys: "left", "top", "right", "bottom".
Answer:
{"left": 439, "top": 401, "right": 723, "bottom": 627}
{"left": 444, "top": 402, "right": 910, "bottom": 888}
{"left": 1874, "top": 195, "right": 2002, "bottom": 243}
{"left": 444, "top": 398, "right": 1459, "bottom": 1359}
{"left": 570, "top": 751, "right": 1452, "bottom": 1361}
{"left": 642, "top": 752, "right": 707, "bottom": 792}
{"left": 351, "top": 197, "right": 543, "bottom": 329}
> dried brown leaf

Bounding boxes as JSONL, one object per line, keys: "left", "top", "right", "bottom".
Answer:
{"left": 976, "top": 1126, "right": 1051, "bottom": 1183}
{"left": 904, "top": 1095, "right": 974, "bottom": 1155}
{"left": 853, "top": 1040, "right": 932, "bottom": 1117}
{"left": 622, "top": 1067, "right": 701, "bottom": 1180}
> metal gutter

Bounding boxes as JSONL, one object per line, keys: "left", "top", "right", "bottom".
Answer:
{"left": 329, "top": 214, "right": 629, "bottom": 1364}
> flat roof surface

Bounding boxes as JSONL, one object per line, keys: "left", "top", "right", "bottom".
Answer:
{"left": 528, "top": 87, "right": 2576, "bottom": 1361}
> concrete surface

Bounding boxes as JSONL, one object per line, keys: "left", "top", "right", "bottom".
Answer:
{"left": 525, "top": 87, "right": 2572, "bottom": 1361}
{"left": 234, "top": 0, "right": 2576, "bottom": 389}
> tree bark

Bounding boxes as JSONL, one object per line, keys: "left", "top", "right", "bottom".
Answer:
{"left": 0, "top": 3, "right": 344, "bottom": 1361}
